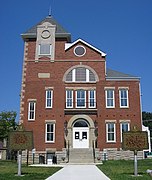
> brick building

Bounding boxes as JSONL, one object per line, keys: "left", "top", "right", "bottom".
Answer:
{"left": 20, "top": 16, "right": 142, "bottom": 164}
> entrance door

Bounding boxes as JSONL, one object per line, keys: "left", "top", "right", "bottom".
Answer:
{"left": 73, "top": 127, "right": 89, "bottom": 148}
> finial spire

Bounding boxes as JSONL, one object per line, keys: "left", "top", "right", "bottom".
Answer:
{"left": 49, "top": 5, "right": 52, "bottom": 16}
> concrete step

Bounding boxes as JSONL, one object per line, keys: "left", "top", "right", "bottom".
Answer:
{"left": 69, "top": 148, "right": 94, "bottom": 163}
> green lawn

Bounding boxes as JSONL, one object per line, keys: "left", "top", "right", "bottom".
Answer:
{"left": 97, "top": 159, "right": 152, "bottom": 180}
{"left": 0, "top": 160, "right": 62, "bottom": 180}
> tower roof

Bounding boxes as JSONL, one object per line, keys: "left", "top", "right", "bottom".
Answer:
{"left": 21, "top": 16, "right": 71, "bottom": 42}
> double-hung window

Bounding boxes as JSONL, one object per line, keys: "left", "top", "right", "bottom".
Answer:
{"left": 76, "top": 90, "right": 86, "bottom": 108}
{"left": 119, "top": 89, "right": 129, "bottom": 108}
{"left": 106, "top": 89, "right": 115, "bottom": 108}
{"left": 46, "top": 90, "right": 53, "bottom": 108}
{"left": 28, "top": 101, "right": 36, "bottom": 120}
{"left": 88, "top": 90, "right": 96, "bottom": 108}
{"left": 120, "top": 122, "right": 130, "bottom": 142}
{"left": 106, "top": 123, "right": 116, "bottom": 142}
{"left": 66, "top": 90, "right": 73, "bottom": 108}
{"left": 45, "top": 123, "right": 55, "bottom": 143}
{"left": 39, "top": 44, "right": 52, "bottom": 55}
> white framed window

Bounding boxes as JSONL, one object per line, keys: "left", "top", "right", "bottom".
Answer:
{"left": 45, "top": 123, "right": 55, "bottom": 143}
{"left": 88, "top": 90, "right": 96, "bottom": 108}
{"left": 39, "top": 44, "right": 52, "bottom": 55}
{"left": 119, "top": 89, "right": 129, "bottom": 108}
{"left": 120, "top": 122, "right": 130, "bottom": 142}
{"left": 28, "top": 101, "right": 36, "bottom": 120}
{"left": 46, "top": 90, "right": 53, "bottom": 108}
{"left": 106, "top": 123, "right": 116, "bottom": 143}
{"left": 105, "top": 89, "right": 115, "bottom": 108}
{"left": 76, "top": 90, "right": 86, "bottom": 108}
{"left": 66, "top": 90, "right": 73, "bottom": 108}
{"left": 74, "top": 45, "right": 86, "bottom": 57}
{"left": 66, "top": 67, "right": 96, "bottom": 83}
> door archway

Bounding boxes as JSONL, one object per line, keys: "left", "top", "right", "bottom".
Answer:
{"left": 65, "top": 115, "right": 97, "bottom": 149}
{"left": 73, "top": 119, "right": 89, "bottom": 148}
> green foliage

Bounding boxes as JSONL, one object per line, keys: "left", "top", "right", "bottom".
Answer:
{"left": 0, "top": 111, "right": 17, "bottom": 141}
{"left": 97, "top": 159, "right": 152, "bottom": 180}
{"left": 0, "top": 160, "right": 61, "bottom": 180}
{"left": 142, "top": 111, "right": 152, "bottom": 120}
{"left": 142, "top": 111, "right": 152, "bottom": 130}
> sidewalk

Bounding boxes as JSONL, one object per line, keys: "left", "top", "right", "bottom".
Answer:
{"left": 46, "top": 165, "right": 110, "bottom": 180}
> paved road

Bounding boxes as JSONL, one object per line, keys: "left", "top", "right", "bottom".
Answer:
{"left": 46, "top": 165, "right": 110, "bottom": 180}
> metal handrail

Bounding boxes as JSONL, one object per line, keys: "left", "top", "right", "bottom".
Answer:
{"left": 92, "top": 140, "right": 95, "bottom": 163}
{"left": 67, "top": 140, "right": 70, "bottom": 163}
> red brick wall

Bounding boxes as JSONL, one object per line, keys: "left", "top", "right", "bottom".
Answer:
{"left": 21, "top": 38, "right": 142, "bottom": 151}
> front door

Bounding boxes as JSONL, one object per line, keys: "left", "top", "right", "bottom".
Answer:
{"left": 73, "top": 127, "right": 89, "bottom": 148}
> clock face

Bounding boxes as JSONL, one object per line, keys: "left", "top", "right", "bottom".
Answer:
{"left": 41, "top": 30, "right": 51, "bottom": 39}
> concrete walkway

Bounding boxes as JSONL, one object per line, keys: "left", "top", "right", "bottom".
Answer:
{"left": 46, "top": 165, "right": 110, "bottom": 180}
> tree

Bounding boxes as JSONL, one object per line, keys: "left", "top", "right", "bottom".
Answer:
{"left": 142, "top": 111, "right": 152, "bottom": 120}
{"left": 0, "top": 111, "right": 17, "bottom": 141}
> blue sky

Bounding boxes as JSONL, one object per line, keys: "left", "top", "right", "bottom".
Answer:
{"left": 0, "top": 0, "right": 152, "bottom": 120}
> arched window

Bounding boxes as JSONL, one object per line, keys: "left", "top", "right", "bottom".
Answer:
{"left": 65, "top": 66, "right": 98, "bottom": 83}
{"left": 73, "top": 119, "right": 89, "bottom": 127}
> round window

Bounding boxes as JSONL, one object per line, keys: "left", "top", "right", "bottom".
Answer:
{"left": 74, "top": 46, "right": 86, "bottom": 57}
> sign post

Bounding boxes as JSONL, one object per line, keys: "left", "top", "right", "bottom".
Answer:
{"left": 122, "top": 128, "right": 148, "bottom": 176}
{"left": 18, "top": 150, "right": 22, "bottom": 176}
{"left": 8, "top": 131, "right": 33, "bottom": 176}
{"left": 134, "top": 150, "right": 138, "bottom": 176}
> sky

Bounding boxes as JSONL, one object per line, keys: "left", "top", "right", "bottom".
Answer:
{"left": 0, "top": 0, "right": 152, "bottom": 120}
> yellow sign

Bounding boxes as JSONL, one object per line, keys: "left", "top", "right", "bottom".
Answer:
{"left": 8, "top": 131, "right": 33, "bottom": 150}
{"left": 122, "top": 131, "right": 148, "bottom": 151}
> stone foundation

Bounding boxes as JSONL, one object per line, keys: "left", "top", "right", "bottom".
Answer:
{"left": 21, "top": 149, "right": 67, "bottom": 164}
{"left": 95, "top": 148, "right": 143, "bottom": 162}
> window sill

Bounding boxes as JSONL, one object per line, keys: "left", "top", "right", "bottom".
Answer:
{"left": 106, "top": 141, "right": 116, "bottom": 144}
{"left": 120, "top": 107, "right": 129, "bottom": 109}
{"left": 106, "top": 107, "right": 115, "bottom": 109}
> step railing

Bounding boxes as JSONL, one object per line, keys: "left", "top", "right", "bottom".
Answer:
{"left": 67, "top": 140, "right": 70, "bottom": 163}
{"left": 92, "top": 140, "right": 95, "bottom": 163}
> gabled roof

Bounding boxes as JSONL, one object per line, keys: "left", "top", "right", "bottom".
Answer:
{"left": 106, "top": 68, "right": 140, "bottom": 80}
{"left": 21, "top": 16, "right": 71, "bottom": 42}
{"left": 65, "top": 39, "right": 106, "bottom": 57}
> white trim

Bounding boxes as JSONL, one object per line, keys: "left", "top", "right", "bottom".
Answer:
{"left": 28, "top": 101, "right": 36, "bottom": 121}
{"left": 120, "top": 122, "right": 130, "bottom": 142}
{"left": 63, "top": 64, "right": 99, "bottom": 82}
{"left": 45, "top": 90, "right": 53, "bottom": 108}
{"left": 74, "top": 45, "right": 86, "bottom": 57}
{"left": 72, "top": 69, "right": 76, "bottom": 82}
{"left": 65, "top": 39, "right": 106, "bottom": 57}
{"left": 76, "top": 90, "right": 86, "bottom": 108}
{"left": 106, "top": 123, "right": 116, "bottom": 143}
{"left": 105, "top": 89, "right": 115, "bottom": 108}
{"left": 88, "top": 90, "right": 96, "bottom": 108}
{"left": 118, "top": 87, "right": 129, "bottom": 90}
{"left": 119, "top": 89, "right": 129, "bottom": 108}
{"left": 86, "top": 69, "right": 89, "bottom": 82}
{"left": 66, "top": 90, "right": 73, "bottom": 108}
{"left": 45, "top": 123, "right": 55, "bottom": 143}
{"left": 104, "top": 87, "right": 115, "bottom": 90}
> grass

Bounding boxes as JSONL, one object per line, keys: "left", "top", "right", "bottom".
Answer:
{"left": 97, "top": 159, "right": 152, "bottom": 180}
{"left": 0, "top": 160, "right": 62, "bottom": 180}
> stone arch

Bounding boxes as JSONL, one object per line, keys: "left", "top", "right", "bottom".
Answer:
{"left": 68, "top": 115, "right": 95, "bottom": 128}
{"left": 65, "top": 115, "right": 97, "bottom": 149}
{"left": 62, "top": 64, "right": 99, "bottom": 82}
